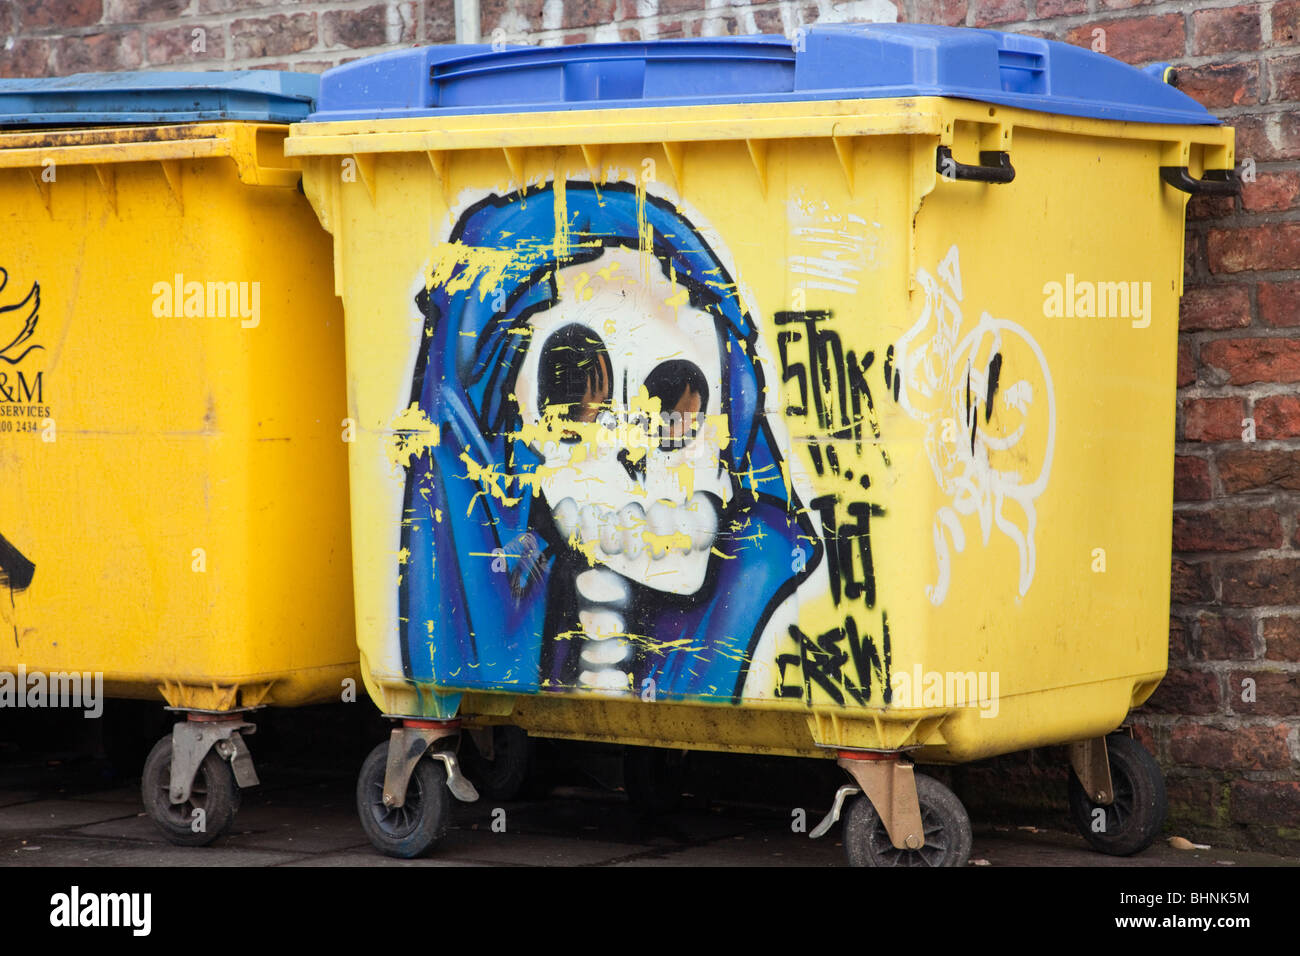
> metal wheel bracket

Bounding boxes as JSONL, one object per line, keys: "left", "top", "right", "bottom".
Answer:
{"left": 1069, "top": 737, "right": 1114, "bottom": 806}
{"left": 426, "top": 751, "right": 480, "bottom": 804}
{"left": 838, "top": 755, "right": 926, "bottom": 851}
{"left": 809, "top": 784, "right": 861, "bottom": 840}
{"left": 382, "top": 726, "right": 479, "bottom": 808}
{"left": 169, "top": 719, "right": 258, "bottom": 805}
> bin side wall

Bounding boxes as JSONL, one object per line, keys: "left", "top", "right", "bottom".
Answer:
{"left": 311, "top": 108, "right": 1204, "bottom": 766}
{"left": 0, "top": 147, "right": 357, "bottom": 705}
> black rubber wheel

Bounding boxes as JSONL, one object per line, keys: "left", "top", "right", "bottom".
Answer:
{"left": 843, "top": 773, "right": 972, "bottom": 867}
{"left": 461, "top": 726, "right": 532, "bottom": 802}
{"left": 1068, "top": 734, "right": 1167, "bottom": 856}
{"left": 356, "top": 740, "right": 449, "bottom": 859}
{"left": 141, "top": 734, "right": 240, "bottom": 847}
{"left": 623, "top": 746, "right": 687, "bottom": 815}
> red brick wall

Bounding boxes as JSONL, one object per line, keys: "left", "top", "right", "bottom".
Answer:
{"left": 2, "top": 0, "right": 1296, "bottom": 852}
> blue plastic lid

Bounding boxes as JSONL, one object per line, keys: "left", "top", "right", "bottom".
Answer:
{"left": 306, "top": 23, "right": 1217, "bottom": 126}
{"left": 0, "top": 71, "right": 319, "bottom": 126}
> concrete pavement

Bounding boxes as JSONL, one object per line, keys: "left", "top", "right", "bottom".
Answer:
{"left": 2, "top": 768, "right": 1293, "bottom": 867}
{"left": 2, "top": 705, "right": 1294, "bottom": 867}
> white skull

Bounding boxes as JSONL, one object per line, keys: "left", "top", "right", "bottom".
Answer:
{"left": 514, "top": 247, "right": 732, "bottom": 595}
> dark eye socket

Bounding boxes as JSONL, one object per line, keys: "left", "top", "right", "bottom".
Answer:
{"left": 644, "top": 359, "right": 708, "bottom": 450}
{"left": 538, "top": 324, "right": 612, "bottom": 440}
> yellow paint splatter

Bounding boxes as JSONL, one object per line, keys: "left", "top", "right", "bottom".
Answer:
{"left": 553, "top": 175, "right": 569, "bottom": 259}
{"left": 387, "top": 402, "right": 441, "bottom": 468}
{"left": 459, "top": 451, "right": 524, "bottom": 511}
{"left": 425, "top": 242, "right": 517, "bottom": 302}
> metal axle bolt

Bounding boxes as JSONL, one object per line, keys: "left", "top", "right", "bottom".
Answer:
{"left": 905, "top": 834, "right": 922, "bottom": 850}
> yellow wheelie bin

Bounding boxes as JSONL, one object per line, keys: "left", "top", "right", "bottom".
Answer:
{"left": 288, "top": 24, "right": 1237, "bottom": 865}
{"left": 0, "top": 72, "right": 357, "bottom": 845}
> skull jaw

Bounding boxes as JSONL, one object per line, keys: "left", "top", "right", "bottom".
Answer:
{"left": 584, "top": 547, "right": 712, "bottom": 596}
{"left": 544, "top": 486, "right": 725, "bottom": 597}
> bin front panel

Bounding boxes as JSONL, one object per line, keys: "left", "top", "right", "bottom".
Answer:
{"left": 301, "top": 97, "right": 1229, "bottom": 748}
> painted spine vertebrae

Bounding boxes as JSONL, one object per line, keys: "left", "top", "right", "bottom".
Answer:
{"left": 573, "top": 569, "right": 632, "bottom": 694}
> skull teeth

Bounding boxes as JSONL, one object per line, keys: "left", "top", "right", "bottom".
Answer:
{"left": 553, "top": 497, "right": 579, "bottom": 542}
{"left": 684, "top": 495, "right": 718, "bottom": 552}
{"left": 620, "top": 503, "right": 646, "bottom": 558}
{"left": 550, "top": 494, "right": 717, "bottom": 562}
{"left": 578, "top": 668, "right": 631, "bottom": 692}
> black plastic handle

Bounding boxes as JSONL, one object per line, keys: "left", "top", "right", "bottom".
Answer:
{"left": 936, "top": 145, "right": 1016, "bottom": 184}
{"left": 1159, "top": 166, "right": 1241, "bottom": 196}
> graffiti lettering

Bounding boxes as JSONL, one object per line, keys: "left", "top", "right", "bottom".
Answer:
{"left": 890, "top": 245, "right": 1056, "bottom": 604}
{"left": 775, "top": 613, "right": 891, "bottom": 706}
{"left": 774, "top": 310, "right": 887, "bottom": 466}
{"left": 809, "top": 495, "right": 884, "bottom": 608}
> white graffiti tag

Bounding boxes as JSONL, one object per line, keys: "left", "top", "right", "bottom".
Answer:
{"left": 891, "top": 246, "right": 1055, "bottom": 605}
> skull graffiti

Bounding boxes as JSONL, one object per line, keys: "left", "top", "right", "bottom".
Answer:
{"left": 515, "top": 249, "right": 731, "bottom": 598}
{"left": 399, "top": 182, "right": 818, "bottom": 703}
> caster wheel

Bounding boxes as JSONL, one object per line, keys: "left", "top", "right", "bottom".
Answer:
{"left": 843, "top": 773, "right": 972, "bottom": 867}
{"left": 356, "top": 740, "right": 449, "bottom": 859}
{"left": 141, "top": 734, "right": 240, "bottom": 847}
{"left": 623, "top": 746, "right": 687, "bottom": 815}
{"left": 1068, "top": 734, "right": 1167, "bottom": 856}
{"left": 461, "top": 726, "right": 532, "bottom": 802}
